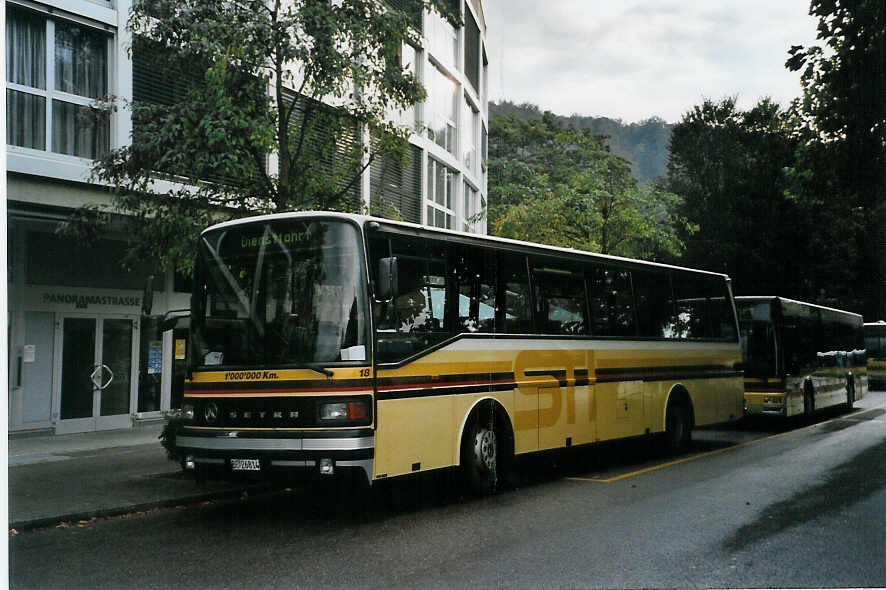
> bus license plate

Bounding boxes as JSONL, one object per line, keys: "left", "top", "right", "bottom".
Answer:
{"left": 231, "top": 459, "right": 261, "bottom": 471}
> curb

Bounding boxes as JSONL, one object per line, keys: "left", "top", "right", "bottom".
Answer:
{"left": 10, "top": 482, "right": 272, "bottom": 532}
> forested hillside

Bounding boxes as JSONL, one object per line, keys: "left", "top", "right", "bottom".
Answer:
{"left": 490, "top": 101, "right": 671, "bottom": 183}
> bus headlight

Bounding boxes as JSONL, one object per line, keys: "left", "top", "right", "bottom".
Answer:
{"left": 318, "top": 400, "right": 370, "bottom": 422}
{"left": 182, "top": 404, "right": 195, "bottom": 422}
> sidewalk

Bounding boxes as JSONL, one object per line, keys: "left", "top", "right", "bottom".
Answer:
{"left": 8, "top": 424, "right": 266, "bottom": 531}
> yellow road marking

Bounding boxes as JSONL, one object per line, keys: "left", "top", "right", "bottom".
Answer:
{"left": 570, "top": 404, "right": 882, "bottom": 483}
{"left": 567, "top": 429, "right": 797, "bottom": 484}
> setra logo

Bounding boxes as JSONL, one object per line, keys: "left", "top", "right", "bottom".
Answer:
{"left": 203, "top": 402, "right": 219, "bottom": 425}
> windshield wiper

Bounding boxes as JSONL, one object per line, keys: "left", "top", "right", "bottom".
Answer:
{"left": 293, "top": 365, "right": 334, "bottom": 378}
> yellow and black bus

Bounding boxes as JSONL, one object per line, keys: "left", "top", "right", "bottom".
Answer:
{"left": 176, "top": 212, "right": 744, "bottom": 493}
{"left": 864, "top": 321, "right": 886, "bottom": 390}
{"left": 737, "top": 296, "right": 866, "bottom": 417}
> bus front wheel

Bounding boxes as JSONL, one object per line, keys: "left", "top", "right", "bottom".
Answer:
{"left": 461, "top": 411, "right": 506, "bottom": 495}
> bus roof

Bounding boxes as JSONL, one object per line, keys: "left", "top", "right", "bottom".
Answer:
{"left": 202, "top": 210, "right": 733, "bottom": 280}
{"left": 735, "top": 295, "right": 863, "bottom": 320}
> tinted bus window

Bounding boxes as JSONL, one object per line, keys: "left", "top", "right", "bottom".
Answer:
{"left": 499, "top": 253, "right": 531, "bottom": 333}
{"left": 375, "top": 235, "right": 450, "bottom": 362}
{"left": 531, "top": 260, "right": 587, "bottom": 335}
{"left": 588, "top": 267, "right": 635, "bottom": 337}
{"left": 708, "top": 280, "right": 737, "bottom": 341}
{"left": 737, "top": 300, "right": 777, "bottom": 377}
{"left": 780, "top": 301, "right": 819, "bottom": 374}
{"left": 632, "top": 269, "right": 676, "bottom": 338}
{"left": 454, "top": 246, "right": 496, "bottom": 333}
{"left": 673, "top": 272, "right": 708, "bottom": 339}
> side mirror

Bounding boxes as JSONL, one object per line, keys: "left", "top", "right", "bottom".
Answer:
{"left": 142, "top": 275, "right": 154, "bottom": 316}
{"left": 160, "top": 311, "right": 190, "bottom": 332}
{"left": 376, "top": 257, "right": 399, "bottom": 302}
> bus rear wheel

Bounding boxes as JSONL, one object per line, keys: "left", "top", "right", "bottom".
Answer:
{"left": 845, "top": 376, "right": 855, "bottom": 409}
{"left": 461, "top": 412, "right": 507, "bottom": 495}
{"left": 803, "top": 380, "right": 815, "bottom": 417}
{"left": 664, "top": 400, "right": 691, "bottom": 454}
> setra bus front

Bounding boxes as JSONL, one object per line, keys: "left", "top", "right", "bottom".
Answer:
{"left": 176, "top": 214, "right": 375, "bottom": 483}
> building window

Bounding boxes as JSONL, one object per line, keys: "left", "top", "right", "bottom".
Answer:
{"left": 482, "top": 45, "right": 488, "bottom": 106}
{"left": 427, "top": 64, "right": 458, "bottom": 155}
{"left": 398, "top": 43, "right": 420, "bottom": 130}
{"left": 426, "top": 10, "right": 457, "bottom": 71}
{"left": 6, "top": 7, "right": 110, "bottom": 159}
{"left": 462, "top": 95, "right": 479, "bottom": 176}
{"left": 464, "top": 7, "right": 480, "bottom": 93}
{"left": 481, "top": 122, "right": 487, "bottom": 171}
{"left": 370, "top": 143, "right": 422, "bottom": 223}
{"left": 463, "top": 181, "right": 477, "bottom": 232}
{"left": 427, "top": 158, "right": 455, "bottom": 229}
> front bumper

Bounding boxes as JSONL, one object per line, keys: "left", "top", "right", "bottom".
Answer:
{"left": 176, "top": 427, "right": 374, "bottom": 483}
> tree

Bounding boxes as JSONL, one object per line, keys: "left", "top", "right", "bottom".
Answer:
{"left": 785, "top": 0, "right": 886, "bottom": 317}
{"left": 66, "top": 0, "right": 458, "bottom": 275}
{"left": 489, "top": 101, "right": 674, "bottom": 183}
{"left": 488, "top": 112, "right": 687, "bottom": 260}
{"left": 665, "top": 97, "right": 805, "bottom": 293}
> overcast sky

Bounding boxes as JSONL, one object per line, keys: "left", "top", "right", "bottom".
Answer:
{"left": 485, "top": 1, "right": 822, "bottom": 123}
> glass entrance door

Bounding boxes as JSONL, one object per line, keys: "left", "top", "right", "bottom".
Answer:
{"left": 57, "top": 316, "right": 136, "bottom": 434}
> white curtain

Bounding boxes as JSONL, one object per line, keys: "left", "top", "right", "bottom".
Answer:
{"left": 7, "top": 90, "right": 46, "bottom": 149}
{"left": 6, "top": 7, "right": 45, "bottom": 88}
{"left": 54, "top": 21, "right": 107, "bottom": 99}
{"left": 6, "top": 8, "right": 47, "bottom": 149}
{"left": 52, "top": 100, "right": 109, "bottom": 158}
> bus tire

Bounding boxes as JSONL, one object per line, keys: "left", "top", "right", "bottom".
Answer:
{"left": 461, "top": 405, "right": 510, "bottom": 495}
{"left": 664, "top": 399, "right": 692, "bottom": 454}
{"left": 803, "top": 380, "right": 815, "bottom": 416}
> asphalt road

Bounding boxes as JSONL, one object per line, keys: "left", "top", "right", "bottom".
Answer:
{"left": 11, "top": 391, "right": 886, "bottom": 589}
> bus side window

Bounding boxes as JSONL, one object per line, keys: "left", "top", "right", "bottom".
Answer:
{"left": 588, "top": 266, "right": 635, "bottom": 337}
{"left": 498, "top": 253, "right": 531, "bottom": 334}
{"left": 673, "top": 272, "right": 708, "bottom": 339}
{"left": 632, "top": 269, "right": 676, "bottom": 338}
{"left": 373, "top": 234, "right": 451, "bottom": 362}
{"left": 531, "top": 259, "right": 587, "bottom": 336}
{"left": 453, "top": 246, "right": 497, "bottom": 334}
{"left": 708, "top": 279, "right": 737, "bottom": 341}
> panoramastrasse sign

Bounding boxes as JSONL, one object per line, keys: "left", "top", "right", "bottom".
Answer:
{"left": 23, "top": 286, "right": 143, "bottom": 312}
{"left": 41, "top": 292, "right": 142, "bottom": 309}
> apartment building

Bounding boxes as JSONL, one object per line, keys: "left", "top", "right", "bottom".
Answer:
{"left": 6, "top": 0, "right": 489, "bottom": 434}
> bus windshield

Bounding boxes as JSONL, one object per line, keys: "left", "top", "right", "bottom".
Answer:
{"left": 192, "top": 219, "right": 369, "bottom": 367}
{"left": 737, "top": 300, "right": 777, "bottom": 377}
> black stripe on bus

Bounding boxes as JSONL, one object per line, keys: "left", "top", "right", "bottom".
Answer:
{"left": 376, "top": 367, "right": 740, "bottom": 400}
{"left": 595, "top": 365, "right": 742, "bottom": 383}
{"left": 376, "top": 372, "right": 515, "bottom": 387}
{"left": 185, "top": 378, "right": 370, "bottom": 392}
{"left": 377, "top": 381, "right": 518, "bottom": 401}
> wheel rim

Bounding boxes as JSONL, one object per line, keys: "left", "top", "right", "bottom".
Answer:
{"left": 476, "top": 429, "right": 497, "bottom": 471}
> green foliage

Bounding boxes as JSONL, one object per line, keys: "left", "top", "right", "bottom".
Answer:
{"left": 784, "top": 0, "right": 886, "bottom": 317}
{"left": 72, "top": 0, "right": 453, "bottom": 276}
{"left": 490, "top": 101, "right": 673, "bottom": 183}
{"left": 664, "top": 97, "right": 801, "bottom": 286}
{"left": 159, "top": 412, "right": 184, "bottom": 463}
{"left": 489, "top": 112, "right": 688, "bottom": 260}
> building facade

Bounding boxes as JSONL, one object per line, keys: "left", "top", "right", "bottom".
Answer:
{"left": 6, "top": 0, "right": 490, "bottom": 434}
